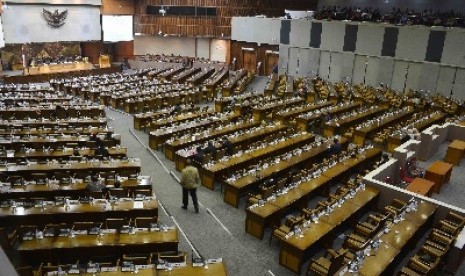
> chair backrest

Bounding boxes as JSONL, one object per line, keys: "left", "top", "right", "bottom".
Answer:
{"left": 327, "top": 251, "right": 347, "bottom": 275}
{"left": 156, "top": 251, "right": 187, "bottom": 264}
{"left": 106, "top": 218, "right": 126, "bottom": 230}
{"left": 134, "top": 189, "right": 152, "bottom": 197}
{"left": 122, "top": 254, "right": 150, "bottom": 265}
{"left": 72, "top": 222, "right": 101, "bottom": 231}
{"left": 108, "top": 188, "right": 128, "bottom": 198}
{"left": 135, "top": 217, "right": 158, "bottom": 228}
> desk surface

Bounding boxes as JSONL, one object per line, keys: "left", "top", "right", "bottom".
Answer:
{"left": 18, "top": 229, "right": 178, "bottom": 251}
{"left": 449, "top": 140, "right": 465, "bottom": 150}
{"left": 426, "top": 160, "right": 453, "bottom": 175}
{"left": 405, "top": 178, "right": 435, "bottom": 196}
{"left": 282, "top": 186, "right": 379, "bottom": 251}
{"left": 71, "top": 262, "right": 228, "bottom": 276}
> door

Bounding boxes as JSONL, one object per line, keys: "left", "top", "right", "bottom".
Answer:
{"left": 265, "top": 52, "right": 279, "bottom": 76}
{"left": 242, "top": 49, "right": 257, "bottom": 74}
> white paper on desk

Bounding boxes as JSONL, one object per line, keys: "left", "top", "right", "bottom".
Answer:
{"left": 133, "top": 201, "right": 144, "bottom": 209}
{"left": 100, "top": 266, "right": 117, "bottom": 272}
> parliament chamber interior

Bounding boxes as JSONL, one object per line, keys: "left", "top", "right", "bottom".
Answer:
{"left": 1, "top": 0, "right": 465, "bottom": 275}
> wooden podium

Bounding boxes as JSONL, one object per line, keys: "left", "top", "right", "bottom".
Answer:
{"left": 99, "top": 55, "right": 111, "bottom": 68}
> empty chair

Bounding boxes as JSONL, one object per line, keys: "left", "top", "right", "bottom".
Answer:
{"left": 43, "top": 223, "right": 69, "bottom": 237}
{"left": 108, "top": 188, "right": 128, "bottom": 198}
{"left": 15, "top": 266, "right": 33, "bottom": 276}
{"left": 384, "top": 199, "right": 408, "bottom": 216}
{"left": 30, "top": 173, "right": 48, "bottom": 182}
{"left": 122, "top": 253, "right": 151, "bottom": 265}
{"left": 72, "top": 222, "right": 102, "bottom": 232}
{"left": 307, "top": 249, "right": 347, "bottom": 276}
{"left": 154, "top": 251, "right": 187, "bottom": 264}
{"left": 437, "top": 212, "right": 465, "bottom": 236}
{"left": 134, "top": 217, "right": 158, "bottom": 229}
{"left": 17, "top": 225, "right": 37, "bottom": 241}
{"left": 134, "top": 189, "right": 153, "bottom": 197}
{"left": 105, "top": 218, "right": 127, "bottom": 230}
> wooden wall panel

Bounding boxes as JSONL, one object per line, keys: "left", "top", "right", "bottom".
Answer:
{"left": 101, "top": 0, "right": 135, "bottom": 15}
{"left": 230, "top": 40, "right": 278, "bottom": 75}
{"left": 134, "top": 0, "right": 317, "bottom": 38}
{"left": 113, "top": 41, "right": 135, "bottom": 61}
{"left": 81, "top": 41, "right": 106, "bottom": 64}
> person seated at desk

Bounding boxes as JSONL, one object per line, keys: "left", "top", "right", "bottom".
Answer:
{"left": 204, "top": 142, "right": 217, "bottom": 157}
{"left": 171, "top": 103, "right": 182, "bottom": 115}
{"left": 94, "top": 142, "right": 109, "bottom": 158}
{"left": 222, "top": 139, "right": 233, "bottom": 156}
{"left": 327, "top": 138, "right": 342, "bottom": 155}
{"left": 87, "top": 175, "right": 106, "bottom": 193}
{"left": 193, "top": 147, "right": 204, "bottom": 165}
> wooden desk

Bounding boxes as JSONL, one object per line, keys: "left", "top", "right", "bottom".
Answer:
{"left": 405, "top": 178, "right": 435, "bottom": 197}
{"left": 344, "top": 201, "right": 437, "bottom": 276}
{"left": 26, "top": 62, "right": 93, "bottom": 76}
{"left": 164, "top": 120, "right": 259, "bottom": 161}
{"left": 0, "top": 159, "right": 141, "bottom": 178}
{"left": 0, "top": 198, "right": 157, "bottom": 227}
{"left": 245, "top": 148, "right": 381, "bottom": 240}
{"left": 200, "top": 133, "right": 314, "bottom": 190}
{"left": 278, "top": 186, "right": 379, "bottom": 274}
{"left": 0, "top": 177, "right": 151, "bottom": 200}
{"left": 444, "top": 140, "right": 465, "bottom": 165}
{"left": 223, "top": 138, "right": 348, "bottom": 208}
{"left": 55, "top": 262, "right": 228, "bottom": 276}
{"left": 424, "top": 161, "right": 453, "bottom": 193}
{"left": 18, "top": 228, "right": 178, "bottom": 265}
{"left": 174, "top": 124, "right": 286, "bottom": 172}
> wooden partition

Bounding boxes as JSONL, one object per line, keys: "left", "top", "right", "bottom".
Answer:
{"left": 230, "top": 40, "right": 278, "bottom": 75}
{"left": 134, "top": 0, "right": 317, "bottom": 37}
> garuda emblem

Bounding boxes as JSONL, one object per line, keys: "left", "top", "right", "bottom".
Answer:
{"left": 43, "top": 9, "right": 68, "bottom": 28}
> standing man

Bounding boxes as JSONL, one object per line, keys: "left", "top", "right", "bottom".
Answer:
{"left": 180, "top": 158, "right": 200, "bottom": 213}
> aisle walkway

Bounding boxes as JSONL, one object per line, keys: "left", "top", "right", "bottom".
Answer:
{"left": 105, "top": 76, "right": 295, "bottom": 276}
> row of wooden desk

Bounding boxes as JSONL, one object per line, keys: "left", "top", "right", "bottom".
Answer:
{"left": 200, "top": 132, "right": 315, "bottom": 190}
{"left": 18, "top": 228, "right": 178, "bottom": 266}
{"left": 223, "top": 137, "right": 348, "bottom": 208}
{"left": 174, "top": 124, "right": 287, "bottom": 171}
{"left": 0, "top": 177, "right": 151, "bottom": 200}
{"left": 278, "top": 186, "right": 381, "bottom": 274}
{"left": 245, "top": 147, "right": 382, "bottom": 241}
{"left": 165, "top": 120, "right": 259, "bottom": 161}
{"left": 0, "top": 197, "right": 157, "bottom": 227}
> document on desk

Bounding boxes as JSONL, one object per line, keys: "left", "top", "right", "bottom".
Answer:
{"left": 133, "top": 201, "right": 144, "bottom": 209}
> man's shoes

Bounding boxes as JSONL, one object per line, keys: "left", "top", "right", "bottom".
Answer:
{"left": 195, "top": 209, "right": 199, "bottom": 213}
{"left": 181, "top": 206, "right": 187, "bottom": 210}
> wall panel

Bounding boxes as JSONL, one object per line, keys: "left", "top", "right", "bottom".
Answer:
{"left": 352, "top": 55, "right": 367, "bottom": 85}
{"left": 290, "top": 20, "right": 311, "bottom": 48}
{"left": 319, "top": 51, "right": 331, "bottom": 81}
{"left": 307, "top": 48, "right": 320, "bottom": 76}
{"left": 341, "top": 53, "right": 355, "bottom": 81}
{"left": 2, "top": 5, "right": 101, "bottom": 43}
{"left": 288, "top": 47, "right": 299, "bottom": 76}
{"left": 365, "top": 57, "right": 380, "bottom": 86}
{"left": 320, "top": 21, "right": 344, "bottom": 52}
{"left": 298, "top": 48, "right": 310, "bottom": 77}
{"left": 418, "top": 63, "right": 440, "bottom": 93}
{"left": 355, "top": 24, "right": 384, "bottom": 56}
{"left": 328, "top": 52, "right": 343, "bottom": 83}
{"left": 378, "top": 57, "right": 394, "bottom": 87}
{"left": 391, "top": 61, "right": 409, "bottom": 91}
{"left": 279, "top": 44, "right": 289, "bottom": 74}
{"left": 405, "top": 62, "right": 423, "bottom": 91}
{"left": 452, "top": 69, "right": 465, "bottom": 100}
{"left": 441, "top": 31, "right": 465, "bottom": 67}
{"left": 436, "top": 66, "right": 456, "bottom": 97}
{"left": 396, "top": 27, "right": 429, "bottom": 62}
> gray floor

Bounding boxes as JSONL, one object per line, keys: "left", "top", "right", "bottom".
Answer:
{"left": 105, "top": 76, "right": 465, "bottom": 275}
